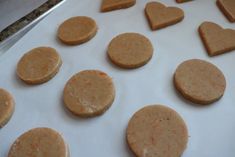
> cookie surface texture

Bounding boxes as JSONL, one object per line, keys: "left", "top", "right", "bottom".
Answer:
{"left": 127, "top": 105, "right": 188, "bottom": 157}
{"left": 145, "top": 2, "right": 184, "bottom": 30}
{"left": 107, "top": 33, "right": 153, "bottom": 68}
{"left": 199, "top": 21, "right": 235, "bottom": 56}
{"left": 17, "top": 47, "right": 62, "bottom": 84}
{"left": 217, "top": 0, "right": 235, "bottom": 22}
{"left": 63, "top": 70, "right": 115, "bottom": 117}
{"left": 101, "top": 0, "right": 136, "bottom": 12}
{"left": 8, "top": 127, "right": 69, "bottom": 157}
{"left": 58, "top": 16, "right": 97, "bottom": 45}
{"left": 174, "top": 59, "right": 226, "bottom": 105}
{"left": 0, "top": 88, "right": 14, "bottom": 128}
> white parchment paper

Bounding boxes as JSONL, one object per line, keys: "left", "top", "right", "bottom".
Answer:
{"left": 0, "top": 0, "right": 235, "bottom": 156}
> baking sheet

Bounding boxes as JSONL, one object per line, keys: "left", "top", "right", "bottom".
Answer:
{"left": 0, "top": 0, "right": 47, "bottom": 31}
{"left": 0, "top": 0, "right": 235, "bottom": 156}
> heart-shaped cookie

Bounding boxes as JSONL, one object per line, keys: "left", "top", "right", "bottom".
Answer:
{"left": 198, "top": 21, "right": 235, "bottom": 56}
{"left": 176, "top": 0, "right": 193, "bottom": 3}
{"left": 217, "top": 0, "right": 235, "bottom": 22}
{"left": 101, "top": 0, "right": 136, "bottom": 12}
{"left": 145, "top": 2, "right": 184, "bottom": 30}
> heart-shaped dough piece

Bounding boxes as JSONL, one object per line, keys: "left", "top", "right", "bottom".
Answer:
{"left": 101, "top": 0, "right": 136, "bottom": 12}
{"left": 217, "top": 0, "right": 235, "bottom": 22}
{"left": 145, "top": 2, "right": 184, "bottom": 30}
{"left": 199, "top": 21, "right": 235, "bottom": 56}
{"left": 176, "top": 0, "right": 193, "bottom": 3}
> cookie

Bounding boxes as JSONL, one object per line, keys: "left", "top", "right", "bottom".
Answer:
{"left": 63, "top": 70, "right": 115, "bottom": 117}
{"left": 127, "top": 105, "right": 188, "bottom": 157}
{"left": 57, "top": 16, "right": 97, "bottom": 45}
{"left": 217, "top": 0, "right": 235, "bottom": 22}
{"left": 0, "top": 88, "right": 14, "bottom": 128}
{"left": 198, "top": 21, "right": 235, "bottom": 56}
{"left": 8, "top": 127, "right": 69, "bottom": 157}
{"left": 17, "top": 47, "right": 62, "bottom": 84}
{"left": 107, "top": 33, "right": 153, "bottom": 69}
{"left": 145, "top": 2, "right": 184, "bottom": 30}
{"left": 174, "top": 59, "right": 226, "bottom": 105}
{"left": 101, "top": 0, "right": 136, "bottom": 12}
{"left": 176, "top": 0, "right": 193, "bottom": 3}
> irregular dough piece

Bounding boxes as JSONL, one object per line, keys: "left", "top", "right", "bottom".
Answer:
{"left": 127, "top": 105, "right": 188, "bottom": 157}
{"left": 145, "top": 2, "right": 184, "bottom": 30}
{"left": 63, "top": 70, "right": 115, "bottom": 117}
{"left": 174, "top": 59, "right": 226, "bottom": 105}
{"left": 176, "top": 0, "right": 193, "bottom": 3}
{"left": 198, "top": 21, "right": 235, "bottom": 56}
{"left": 101, "top": 0, "right": 136, "bottom": 12}
{"left": 0, "top": 88, "right": 14, "bottom": 128}
{"left": 8, "top": 127, "right": 69, "bottom": 157}
{"left": 217, "top": 0, "right": 235, "bottom": 22}
{"left": 58, "top": 16, "right": 97, "bottom": 45}
{"left": 107, "top": 33, "right": 153, "bottom": 69}
{"left": 17, "top": 47, "right": 62, "bottom": 84}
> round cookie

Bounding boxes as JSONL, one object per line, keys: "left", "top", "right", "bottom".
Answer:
{"left": 17, "top": 47, "right": 62, "bottom": 84}
{"left": 127, "top": 105, "right": 188, "bottom": 157}
{"left": 63, "top": 70, "right": 115, "bottom": 117}
{"left": 8, "top": 127, "right": 69, "bottom": 157}
{"left": 57, "top": 16, "right": 97, "bottom": 45}
{"left": 0, "top": 88, "right": 14, "bottom": 128}
{"left": 174, "top": 59, "right": 226, "bottom": 105}
{"left": 107, "top": 33, "right": 153, "bottom": 68}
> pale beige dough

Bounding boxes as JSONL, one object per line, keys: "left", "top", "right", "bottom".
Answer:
{"left": 17, "top": 47, "right": 62, "bottom": 84}
{"left": 145, "top": 2, "right": 184, "bottom": 30}
{"left": 217, "top": 0, "right": 235, "bottom": 22}
{"left": 58, "top": 16, "right": 97, "bottom": 45}
{"left": 107, "top": 33, "right": 153, "bottom": 69}
{"left": 174, "top": 59, "right": 226, "bottom": 105}
{"left": 101, "top": 0, "right": 136, "bottom": 12}
{"left": 127, "top": 105, "right": 188, "bottom": 157}
{"left": 8, "top": 127, "right": 69, "bottom": 157}
{"left": 0, "top": 88, "right": 14, "bottom": 128}
{"left": 63, "top": 70, "right": 115, "bottom": 117}
{"left": 198, "top": 21, "right": 235, "bottom": 56}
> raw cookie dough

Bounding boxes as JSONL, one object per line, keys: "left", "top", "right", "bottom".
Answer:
{"left": 63, "top": 70, "right": 115, "bottom": 117}
{"left": 8, "top": 127, "right": 69, "bottom": 157}
{"left": 127, "top": 105, "right": 188, "bottom": 157}
{"left": 174, "top": 59, "right": 226, "bottom": 105}
{"left": 176, "top": 0, "right": 193, "bottom": 3}
{"left": 107, "top": 33, "right": 153, "bottom": 69}
{"left": 198, "top": 21, "right": 235, "bottom": 56}
{"left": 0, "top": 88, "right": 14, "bottom": 128}
{"left": 145, "top": 2, "right": 184, "bottom": 30}
{"left": 17, "top": 47, "right": 62, "bottom": 84}
{"left": 57, "top": 16, "right": 97, "bottom": 45}
{"left": 101, "top": 0, "right": 136, "bottom": 12}
{"left": 217, "top": 0, "right": 235, "bottom": 22}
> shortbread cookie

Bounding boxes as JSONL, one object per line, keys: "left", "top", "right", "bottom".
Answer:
{"left": 174, "top": 59, "right": 226, "bottom": 105}
{"left": 17, "top": 47, "right": 62, "bottom": 84}
{"left": 217, "top": 0, "right": 235, "bottom": 22}
{"left": 101, "top": 0, "right": 136, "bottom": 12}
{"left": 176, "top": 0, "right": 193, "bottom": 3}
{"left": 145, "top": 2, "right": 184, "bottom": 30}
{"left": 63, "top": 70, "right": 115, "bottom": 117}
{"left": 0, "top": 88, "right": 14, "bottom": 128}
{"left": 8, "top": 127, "right": 69, "bottom": 157}
{"left": 58, "top": 16, "right": 97, "bottom": 45}
{"left": 199, "top": 21, "right": 235, "bottom": 56}
{"left": 127, "top": 105, "right": 188, "bottom": 157}
{"left": 107, "top": 33, "right": 153, "bottom": 68}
